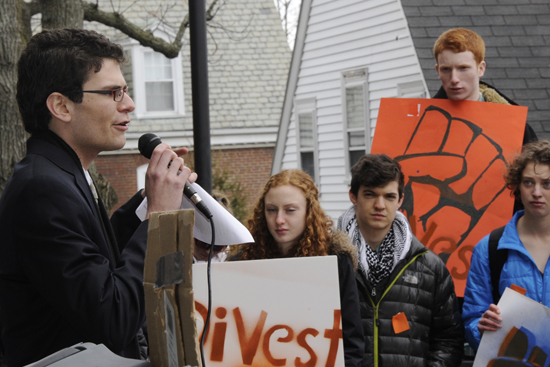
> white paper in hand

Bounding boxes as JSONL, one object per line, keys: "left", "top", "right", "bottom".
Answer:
{"left": 136, "top": 183, "right": 254, "bottom": 246}
{"left": 181, "top": 182, "right": 254, "bottom": 246}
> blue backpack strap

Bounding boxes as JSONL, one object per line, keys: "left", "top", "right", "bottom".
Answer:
{"left": 488, "top": 226, "right": 507, "bottom": 304}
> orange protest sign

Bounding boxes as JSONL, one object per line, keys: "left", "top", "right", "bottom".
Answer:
{"left": 371, "top": 98, "right": 528, "bottom": 297}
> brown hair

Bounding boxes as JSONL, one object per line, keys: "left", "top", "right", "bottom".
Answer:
{"left": 434, "top": 28, "right": 485, "bottom": 66}
{"left": 236, "top": 169, "right": 332, "bottom": 260}
{"left": 505, "top": 140, "right": 550, "bottom": 201}
{"left": 350, "top": 154, "right": 404, "bottom": 198}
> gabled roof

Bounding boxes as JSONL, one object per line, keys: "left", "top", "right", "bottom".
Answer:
{"left": 272, "top": 0, "right": 313, "bottom": 173}
{"left": 402, "top": 0, "right": 550, "bottom": 139}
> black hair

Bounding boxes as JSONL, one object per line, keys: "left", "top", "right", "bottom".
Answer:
{"left": 16, "top": 28, "right": 125, "bottom": 133}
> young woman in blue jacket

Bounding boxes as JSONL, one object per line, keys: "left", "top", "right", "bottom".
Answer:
{"left": 463, "top": 140, "right": 550, "bottom": 350}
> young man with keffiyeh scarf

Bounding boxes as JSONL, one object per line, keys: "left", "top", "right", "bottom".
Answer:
{"left": 337, "top": 154, "right": 463, "bottom": 367}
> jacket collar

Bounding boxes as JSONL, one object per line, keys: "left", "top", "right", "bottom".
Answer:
{"left": 27, "top": 130, "right": 97, "bottom": 214}
{"left": 498, "top": 210, "right": 532, "bottom": 258}
{"left": 433, "top": 81, "right": 517, "bottom": 106}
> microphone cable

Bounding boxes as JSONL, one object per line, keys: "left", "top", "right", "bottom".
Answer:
{"left": 199, "top": 217, "right": 215, "bottom": 367}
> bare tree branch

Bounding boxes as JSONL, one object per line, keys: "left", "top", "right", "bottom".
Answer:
{"left": 120, "top": 0, "right": 140, "bottom": 15}
{"left": 140, "top": 2, "right": 179, "bottom": 42}
{"left": 273, "top": 0, "right": 298, "bottom": 46}
{"left": 83, "top": 1, "right": 182, "bottom": 58}
{"left": 206, "top": 0, "right": 224, "bottom": 21}
{"left": 82, "top": 0, "right": 221, "bottom": 59}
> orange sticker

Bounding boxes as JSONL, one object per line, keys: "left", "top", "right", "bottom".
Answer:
{"left": 510, "top": 284, "right": 527, "bottom": 296}
{"left": 392, "top": 312, "right": 410, "bottom": 334}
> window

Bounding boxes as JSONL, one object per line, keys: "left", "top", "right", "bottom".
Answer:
{"left": 144, "top": 52, "right": 175, "bottom": 112}
{"left": 299, "top": 113, "right": 315, "bottom": 179}
{"left": 120, "top": 26, "right": 185, "bottom": 119}
{"left": 295, "top": 99, "right": 318, "bottom": 183}
{"left": 342, "top": 69, "right": 369, "bottom": 173}
{"left": 397, "top": 80, "right": 427, "bottom": 99}
{"left": 346, "top": 85, "right": 367, "bottom": 168}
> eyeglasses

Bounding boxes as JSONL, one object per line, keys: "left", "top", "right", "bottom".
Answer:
{"left": 80, "top": 86, "right": 129, "bottom": 102}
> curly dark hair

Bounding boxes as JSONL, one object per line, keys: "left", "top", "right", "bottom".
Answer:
{"left": 236, "top": 169, "right": 332, "bottom": 260}
{"left": 505, "top": 140, "right": 550, "bottom": 201}
{"left": 350, "top": 154, "right": 404, "bottom": 197}
{"left": 17, "top": 28, "right": 125, "bottom": 134}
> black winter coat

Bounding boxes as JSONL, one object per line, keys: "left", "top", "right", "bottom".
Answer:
{"left": 357, "top": 237, "right": 463, "bottom": 367}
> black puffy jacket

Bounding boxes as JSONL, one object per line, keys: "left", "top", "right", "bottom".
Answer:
{"left": 357, "top": 237, "right": 463, "bottom": 367}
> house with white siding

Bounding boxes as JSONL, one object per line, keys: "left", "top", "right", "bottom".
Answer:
{"left": 273, "top": 0, "right": 550, "bottom": 220}
{"left": 273, "top": 0, "right": 428, "bottom": 219}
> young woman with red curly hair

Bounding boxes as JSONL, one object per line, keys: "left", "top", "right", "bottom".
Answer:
{"left": 231, "top": 169, "right": 364, "bottom": 367}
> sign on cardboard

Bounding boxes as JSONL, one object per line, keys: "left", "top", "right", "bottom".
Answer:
{"left": 192, "top": 256, "right": 345, "bottom": 367}
{"left": 474, "top": 288, "right": 550, "bottom": 367}
{"left": 371, "top": 98, "right": 528, "bottom": 296}
{"left": 145, "top": 210, "right": 201, "bottom": 367}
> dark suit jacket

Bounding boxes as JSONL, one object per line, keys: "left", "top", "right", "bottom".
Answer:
{"left": 0, "top": 133, "right": 148, "bottom": 366}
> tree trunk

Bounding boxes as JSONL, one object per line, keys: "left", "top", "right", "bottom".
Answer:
{"left": 0, "top": 0, "right": 25, "bottom": 358}
{"left": 40, "top": 0, "right": 84, "bottom": 29}
{"left": 0, "top": 0, "right": 26, "bottom": 195}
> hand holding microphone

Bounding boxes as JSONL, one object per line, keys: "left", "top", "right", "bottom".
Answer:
{"left": 139, "top": 133, "right": 212, "bottom": 218}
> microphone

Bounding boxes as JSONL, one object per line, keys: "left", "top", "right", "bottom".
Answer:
{"left": 138, "top": 133, "right": 212, "bottom": 218}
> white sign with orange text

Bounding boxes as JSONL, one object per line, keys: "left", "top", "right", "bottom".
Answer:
{"left": 192, "top": 256, "right": 345, "bottom": 367}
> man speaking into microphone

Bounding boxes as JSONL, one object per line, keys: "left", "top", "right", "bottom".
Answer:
{"left": 0, "top": 29, "right": 196, "bottom": 366}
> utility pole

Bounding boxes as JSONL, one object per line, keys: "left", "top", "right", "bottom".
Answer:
{"left": 189, "top": 0, "right": 213, "bottom": 193}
